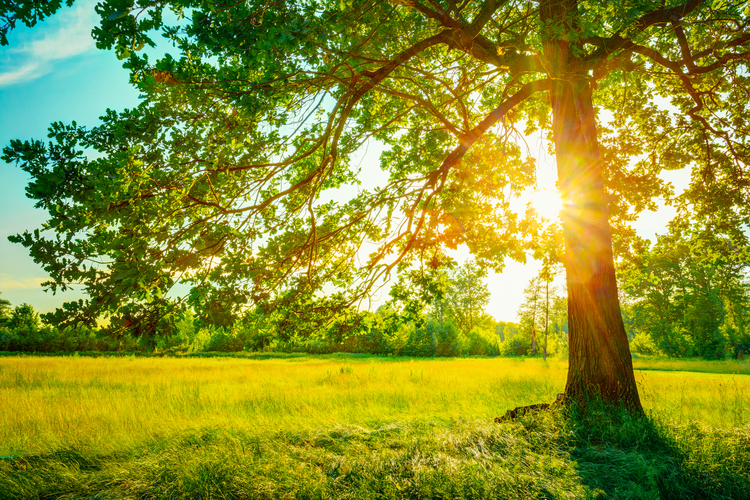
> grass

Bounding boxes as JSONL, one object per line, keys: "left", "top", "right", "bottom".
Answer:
{"left": 632, "top": 356, "right": 750, "bottom": 375}
{"left": 1, "top": 355, "right": 749, "bottom": 498}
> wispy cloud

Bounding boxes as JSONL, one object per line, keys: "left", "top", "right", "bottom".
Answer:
{"left": 0, "top": 0, "right": 98, "bottom": 87}
{"left": 0, "top": 274, "right": 47, "bottom": 290}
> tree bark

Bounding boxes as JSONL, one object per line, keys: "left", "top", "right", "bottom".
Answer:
{"left": 540, "top": 0, "right": 643, "bottom": 412}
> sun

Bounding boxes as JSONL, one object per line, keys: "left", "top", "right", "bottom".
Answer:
{"left": 529, "top": 188, "right": 564, "bottom": 220}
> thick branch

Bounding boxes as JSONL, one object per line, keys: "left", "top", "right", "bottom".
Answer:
{"left": 588, "top": 25, "right": 750, "bottom": 79}
{"left": 411, "top": 1, "right": 463, "bottom": 29}
{"left": 672, "top": 20, "right": 697, "bottom": 72}
{"left": 406, "top": 0, "right": 539, "bottom": 75}
{"left": 432, "top": 78, "right": 552, "bottom": 183}
{"left": 358, "top": 31, "right": 450, "bottom": 95}
{"left": 584, "top": 0, "right": 704, "bottom": 64}
{"left": 466, "top": 0, "right": 504, "bottom": 38}
{"left": 443, "top": 29, "right": 540, "bottom": 74}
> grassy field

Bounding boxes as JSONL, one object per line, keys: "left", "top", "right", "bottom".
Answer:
{"left": 1, "top": 355, "right": 749, "bottom": 499}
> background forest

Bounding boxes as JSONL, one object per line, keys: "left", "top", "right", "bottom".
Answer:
{"left": 2, "top": 226, "right": 748, "bottom": 359}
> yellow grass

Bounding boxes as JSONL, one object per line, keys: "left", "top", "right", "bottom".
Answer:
{"left": 1, "top": 355, "right": 748, "bottom": 456}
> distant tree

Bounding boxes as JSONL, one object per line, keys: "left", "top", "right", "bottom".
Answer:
{"left": 494, "top": 321, "right": 519, "bottom": 342}
{"left": 443, "top": 260, "right": 492, "bottom": 337}
{"left": 9, "top": 303, "right": 39, "bottom": 332}
{"left": 516, "top": 276, "right": 542, "bottom": 355}
{"left": 0, "top": 292, "right": 11, "bottom": 327}
{"left": 516, "top": 266, "right": 565, "bottom": 358}
{"left": 539, "top": 264, "right": 564, "bottom": 360}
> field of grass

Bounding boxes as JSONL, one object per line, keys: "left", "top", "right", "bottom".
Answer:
{"left": 1, "top": 355, "right": 749, "bottom": 499}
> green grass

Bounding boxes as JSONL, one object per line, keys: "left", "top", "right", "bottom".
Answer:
{"left": 632, "top": 356, "right": 750, "bottom": 375}
{"left": 1, "top": 355, "right": 749, "bottom": 499}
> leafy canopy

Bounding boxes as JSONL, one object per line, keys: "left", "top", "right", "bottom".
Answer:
{"left": 2, "top": 0, "right": 749, "bottom": 333}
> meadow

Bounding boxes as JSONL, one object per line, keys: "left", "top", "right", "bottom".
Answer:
{"left": 1, "top": 355, "right": 749, "bottom": 499}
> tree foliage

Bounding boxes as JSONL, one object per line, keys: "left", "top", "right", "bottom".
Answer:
{"left": 620, "top": 226, "right": 750, "bottom": 358}
{"left": 439, "top": 260, "right": 492, "bottom": 336}
{"left": 0, "top": 292, "right": 11, "bottom": 327}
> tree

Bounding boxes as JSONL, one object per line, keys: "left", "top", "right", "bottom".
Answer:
{"left": 9, "top": 303, "right": 40, "bottom": 332}
{"left": 539, "top": 266, "right": 564, "bottom": 360}
{"left": 530, "top": 222, "right": 564, "bottom": 360}
{"left": 620, "top": 227, "right": 750, "bottom": 358}
{"left": 443, "top": 260, "right": 492, "bottom": 336}
{"left": 0, "top": 292, "right": 11, "bottom": 327}
{"left": 516, "top": 274, "right": 542, "bottom": 354}
{"left": 4, "top": 0, "right": 750, "bottom": 410}
{"left": 494, "top": 320, "right": 519, "bottom": 342}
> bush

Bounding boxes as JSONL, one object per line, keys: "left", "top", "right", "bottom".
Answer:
{"left": 402, "top": 322, "right": 436, "bottom": 357}
{"left": 433, "top": 321, "right": 461, "bottom": 357}
{"left": 629, "top": 332, "right": 659, "bottom": 356}
{"left": 499, "top": 337, "right": 531, "bottom": 356}
{"left": 463, "top": 326, "right": 500, "bottom": 356}
{"left": 205, "top": 327, "right": 247, "bottom": 352}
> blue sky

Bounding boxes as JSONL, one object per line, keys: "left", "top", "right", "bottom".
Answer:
{"left": 0, "top": 0, "right": 139, "bottom": 313}
{"left": 0, "top": 2, "right": 686, "bottom": 322}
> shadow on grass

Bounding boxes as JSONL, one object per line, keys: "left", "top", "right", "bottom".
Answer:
{"left": 550, "top": 400, "right": 750, "bottom": 499}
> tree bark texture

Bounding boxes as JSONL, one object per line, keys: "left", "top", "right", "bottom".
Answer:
{"left": 540, "top": 0, "right": 643, "bottom": 412}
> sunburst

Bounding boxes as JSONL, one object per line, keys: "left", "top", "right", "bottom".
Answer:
{"left": 529, "top": 188, "right": 563, "bottom": 220}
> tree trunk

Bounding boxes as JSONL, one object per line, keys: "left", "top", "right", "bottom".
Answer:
{"left": 439, "top": 299, "right": 443, "bottom": 328}
{"left": 541, "top": 0, "right": 643, "bottom": 412}
{"left": 530, "top": 277, "right": 540, "bottom": 356}
{"left": 544, "top": 276, "right": 549, "bottom": 361}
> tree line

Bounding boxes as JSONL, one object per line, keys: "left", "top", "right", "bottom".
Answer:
{"left": 619, "top": 227, "right": 750, "bottom": 360}
{"left": 0, "top": 261, "right": 561, "bottom": 357}
{"left": 4, "top": 225, "right": 748, "bottom": 359}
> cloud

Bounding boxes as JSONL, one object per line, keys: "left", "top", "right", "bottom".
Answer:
{"left": 0, "top": 274, "right": 47, "bottom": 290}
{"left": 0, "top": 0, "right": 98, "bottom": 87}
{"left": 0, "top": 64, "right": 40, "bottom": 86}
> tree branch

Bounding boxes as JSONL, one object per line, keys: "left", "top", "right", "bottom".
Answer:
{"left": 466, "top": 0, "right": 505, "bottom": 38}
{"left": 584, "top": 0, "right": 704, "bottom": 64}
{"left": 431, "top": 78, "right": 552, "bottom": 184}
{"left": 405, "top": 0, "right": 539, "bottom": 75}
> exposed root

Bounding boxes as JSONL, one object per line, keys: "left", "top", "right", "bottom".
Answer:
{"left": 494, "top": 393, "right": 564, "bottom": 423}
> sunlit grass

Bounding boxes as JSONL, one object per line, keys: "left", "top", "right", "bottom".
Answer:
{"left": 1, "top": 355, "right": 748, "bottom": 457}
{"left": 2, "top": 355, "right": 750, "bottom": 499}
{"left": 633, "top": 356, "right": 750, "bottom": 375}
{"left": 0, "top": 356, "right": 560, "bottom": 455}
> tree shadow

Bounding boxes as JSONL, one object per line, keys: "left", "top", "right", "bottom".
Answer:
{"left": 550, "top": 401, "right": 750, "bottom": 499}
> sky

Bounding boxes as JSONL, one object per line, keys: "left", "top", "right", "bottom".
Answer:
{"left": 0, "top": 2, "right": 689, "bottom": 322}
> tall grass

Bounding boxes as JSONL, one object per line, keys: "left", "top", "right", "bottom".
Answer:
{"left": 0, "top": 356, "right": 563, "bottom": 456}
{"left": 1, "top": 355, "right": 748, "bottom": 456}
{"left": 1, "top": 355, "right": 749, "bottom": 499}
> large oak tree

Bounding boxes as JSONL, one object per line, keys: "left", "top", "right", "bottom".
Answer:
{"left": 4, "top": 0, "right": 750, "bottom": 410}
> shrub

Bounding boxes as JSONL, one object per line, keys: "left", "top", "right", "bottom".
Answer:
{"left": 433, "top": 321, "right": 461, "bottom": 357}
{"left": 463, "top": 326, "right": 500, "bottom": 356}
{"left": 630, "top": 332, "right": 659, "bottom": 356}
{"left": 402, "top": 323, "right": 436, "bottom": 357}
{"left": 499, "top": 337, "right": 531, "bottom": 356}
